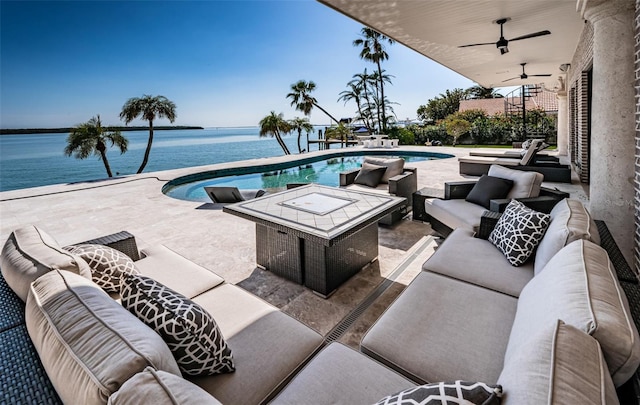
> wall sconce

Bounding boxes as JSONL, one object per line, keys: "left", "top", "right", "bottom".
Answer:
{"left": 559, "top": 63, "right": 571, "bottom": 72}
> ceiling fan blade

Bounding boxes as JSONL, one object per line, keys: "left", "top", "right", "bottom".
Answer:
{"left": 530, "top": 74, "right": 552, "bottom": 77}
{"left": 502, "top": 76, "right": 520, "bottom": 82}
{"left": 458, "top": 42, "right": 495, "bottom": 48}
{"left": 509, "top": 30, "right": 551, "bottom": 42}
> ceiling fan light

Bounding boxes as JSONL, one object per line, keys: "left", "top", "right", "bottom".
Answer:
{"left": 500, "top": 47, "right": 509, "bottom": 55}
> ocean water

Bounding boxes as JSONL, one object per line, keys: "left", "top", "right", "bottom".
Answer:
{"left": 0, "top": 127, "right": 318, "bottom": 192}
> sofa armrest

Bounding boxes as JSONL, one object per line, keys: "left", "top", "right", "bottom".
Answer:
{"left": 476, "top": 210, "right": 502, "bottom": 239}
{"left": 444, "top": 181, "right": 477, "bottom": 200}
{"left": 73, "top": 231, "right": 140, "bottom": 261}
{"left": 388, "top": 168, "right": 417, "bottom": 200}
{"left": 488, "top": 196, "right": 560, "bottom": 214}
{"left": 340, "top": 168, "right": 360, "bottom": 186}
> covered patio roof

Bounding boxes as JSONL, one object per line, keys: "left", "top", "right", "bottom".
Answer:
{"left": 318, "top": 0, "right": 584, "bottom": 90}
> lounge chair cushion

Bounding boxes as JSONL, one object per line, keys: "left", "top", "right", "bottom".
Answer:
{"left": 108, "top": 367, "right": 223, "bottom": 405}
{"left": 25, "top": 270, "right": 181, "bottom": 405}
{"left": 0, "top": 225, "right": 92, "bottom": 301}
{"left": 271, "top": 343, "right": 415, "bottom": 405}
{"left": 120, "top": 274, "right": 235, "bottom": 376}
{"left": 506, "top": 239, "right": 640, "bottom": 387}
{"left": 498, "top": 320, "right": 618, "bottom": 405}
{"left": 534, "top": 198, "right": 601, "bottom": 275}
{"left": 136, "top": 245, "right": 224, "bottom": 299}
{"left": 374, "top": 381, "right": 502, "bottom": 405}
{"left": 465, "top": 174, "right": 513, "bottom": 209}
{"left": 361, "top": 272, "right": 518, "bottom": 384}
{"left": 424, "top": 198, "right": 488, "bottom": 232}
{"left": 423, "top": 228, "right": 533, "bottom": 297}
{"left": 63, "top": 243, "right": 140, "bottom": 293}
{"left": 190, "top": 284, "right": 323, "bottom": 405}
{"left": 488, "top": 164, "right": 543, "bottom": 198}
{"left": 353, "top": 162, "right": 387, "bottom": 187}
{"left": 488, "top": 200, "right": 551, "bottom": 266}
{"left": 363, "top": 157, "right": 404, "bottom": 183}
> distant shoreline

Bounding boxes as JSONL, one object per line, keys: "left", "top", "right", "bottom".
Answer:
{"left": 0, "top": 126, "right": 204, "bottom": 135}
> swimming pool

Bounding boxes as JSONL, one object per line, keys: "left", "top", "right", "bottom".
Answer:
{"left": 163, "top": 150, "right": 453, "bottom": 202}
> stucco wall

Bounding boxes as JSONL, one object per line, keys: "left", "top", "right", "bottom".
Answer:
{"left": 634, "top": 0, "right": 640, "bottom": 274}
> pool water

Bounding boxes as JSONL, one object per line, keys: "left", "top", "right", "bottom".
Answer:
{"left": 165, "top": 154, "right": 439, "bottom": 203}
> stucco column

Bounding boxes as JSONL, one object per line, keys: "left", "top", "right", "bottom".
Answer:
{"left": 556, "top": 89, "right": 568, "bottom": 156}
{"left": 583, "top": 0, "right": 635, "bottom": 264}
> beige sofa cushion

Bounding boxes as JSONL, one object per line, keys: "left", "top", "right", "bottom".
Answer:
{"left": 363, "top": 156, "right": 404, "bottom": 183}
{"left": 425, "top": 198, "right": 488, "bottom": 232}
{"left": 423, "top": 228, "right": 533, "bottom": 297}
{"left": 534, "top": 199, "right": 601, "bottom": 275}
{"left": 136, "top": 245, "right": 224, "bottom": 299}
{"left": 26, "top": 270, "right": 181, "bottom": 404}
{"left": 108, "top": 367, "right": 222, "bottom": 405}
{"left": 271, "top": 343, "right": 415, "bottom": 405}
{"left": 488, "top": 164, "right": 543, "bottom": 198}
{"left": 361, "top": 272, "right": 518, "bottom": 384}
{"left": 190, "top": 284, "right": 323, "bottom": 404}
{"left": 1, "top": 225, "right": 92, "bottom": 301}
{"left": 506, "top": 239, "right": 640, "bottom": 386}
{"left": 499, "top": 320, "right": 619, "bottom": 405}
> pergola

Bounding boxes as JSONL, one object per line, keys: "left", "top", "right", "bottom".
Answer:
{"left": 318, "top": 0, "right": 638, "bottom": 272}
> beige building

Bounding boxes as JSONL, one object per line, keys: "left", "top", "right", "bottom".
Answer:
{"left": 320, "top": 0, "right": 638, "bottom": 273}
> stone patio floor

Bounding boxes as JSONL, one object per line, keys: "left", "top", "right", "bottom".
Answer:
{"left": 0, "top": 146, "right": 586, "bottom": 348}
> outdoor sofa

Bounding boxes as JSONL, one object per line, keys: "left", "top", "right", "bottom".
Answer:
{"left": 340, "top": 156, "right": 417, "bottom": 225}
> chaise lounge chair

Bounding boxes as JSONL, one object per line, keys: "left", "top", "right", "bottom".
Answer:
{"left": 469, "top": 144, "right": 559, "bottom": 162}
{"left": 204, "top": 186, "right": 266, "bottom": 203}
{"left": 458, "top": 140, "right": 572, "bottom": 183}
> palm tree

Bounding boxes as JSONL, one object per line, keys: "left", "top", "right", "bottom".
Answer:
{"left": 259, "top": 111, "right": 292, "bottom": 155}
{"left": 64, "top": 115, "right": 128, "bottom": 178}
{"left": 288, "top": 117, "right": 313, "bottom": 153}
{"left": 353, "top": 27, "right": 395, "bottom": 133}
{"left": 466, "top": 85, "right": 504, "bottom": 99}
{"left": 119, "top": 94, "right": 176, "bottom": 173}
{"left": 286, "top": 80, "right": 339, "bottom": 124}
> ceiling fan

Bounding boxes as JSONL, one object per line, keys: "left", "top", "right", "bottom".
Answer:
{"left": 502, "top": 63, "right": 552, "bottom": 82}
{"left": 459, "top": 18, "right": 551, "bottom": 55}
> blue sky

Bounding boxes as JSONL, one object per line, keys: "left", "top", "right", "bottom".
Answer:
{"left": 1, "top": 0, "right": 476, "bottom": 128}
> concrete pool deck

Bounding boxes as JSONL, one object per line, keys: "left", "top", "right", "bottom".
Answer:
{"left": 0, "top": 145, "right": 586, "bottom": 346}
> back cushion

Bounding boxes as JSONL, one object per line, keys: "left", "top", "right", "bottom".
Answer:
{"left": 363, "top": 157, "right": 405, "bottom": 183}
{"left": 498, "top": 320, "right": 618, "bottom": 405}
{"left": 0, "top": 225, "right": 92, "bottom": 301}
{"left": 26, "top": 270, "right": 181, "bottom": 404}
{"left": 505, "top": 240, "right": 640, "bottom": 386}
{"left": 535, "top": 199, "right": 601, "bottom": 274}
{"left": 488, "top": 165, "right": 543, "bottom": 199}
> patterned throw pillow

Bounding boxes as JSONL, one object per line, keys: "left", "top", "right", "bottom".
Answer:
{"left": 120, "top": 274, "right": 235, "bottom": 376}
{"left": 374, "top": 381, "right": 502, "bottom": 405}
{"left": 488, "top": 199, "right": 551, "bottom": 266}
{"left": 64, "top": 244, "right": 139, "bottom": 292}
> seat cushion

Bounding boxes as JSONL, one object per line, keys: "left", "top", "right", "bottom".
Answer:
{"left": 423, "top": 228, "right": 533, "bottom": 297}
{"left": 488, "top": 164, "right": 543, "bottom": 198}
{"left": 499, "top": 320, "right": 619, "bottom": 405}
{"left": 354, "top": 162, "right": 387, "bottom": 187}
{"left": 506, "top": 239, "right": 640, "bottom": 387}
{"left": 108, "top": 367, "right": 222, "bottom": 405}
{"left": 361, "top": 272, "right": 518, "bottom": 384}
{"left": 425, "top": 198, "right": 488, "bottom": 232}
{"left": 26, "top": 270, "right": 181, "bottom": 405}
{"left": 534, "top": 198, "right": 601, "bottom": 275}
{"left": 465, "top": 174, "right": 513, "bottom": 209}
{"left": 120, "top": 274, "right": 235, "bottom": 376}
{"left": 363, "top": 156, "right": 405, "bottom": 183}
{"left": 64, "top": 243, "right": 140, "bottom": 292}
{"left": 0, "top": 225, "right": 92, "bottom": 301}
{"left": 190, "top": 284, "right": 323, "bottom": 405}
{"left": 271, "top": 343, "right": 416, "bottom": 405}
{"left": 136, "top": 245, "right": 224, "bottom": 299}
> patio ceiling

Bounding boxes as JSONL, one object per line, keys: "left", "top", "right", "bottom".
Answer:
{"left": 318, "top": 0, "right": 585, "bottom": 90}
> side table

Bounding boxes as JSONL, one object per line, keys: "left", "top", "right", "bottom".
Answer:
{"left": 412, "top": 187, "right": 444, "bottom": 221}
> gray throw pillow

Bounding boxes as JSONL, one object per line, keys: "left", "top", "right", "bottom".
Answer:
{"left": 120, "top": 274, "right": 235, "bottom": 376}
{"left": 64, "top": 244, "right": 139, "bottom": 292}
{"left": 488, "top": 199, "right": 551, "bottom": 266}
{"left": 465, "top": 175, "right": 514, "bottom": 209}
{"left": 354, "top": 162, "right": 387, "bottom": 187}
{"left": 374, "top": 381, "right": 502, "bottom": 405}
